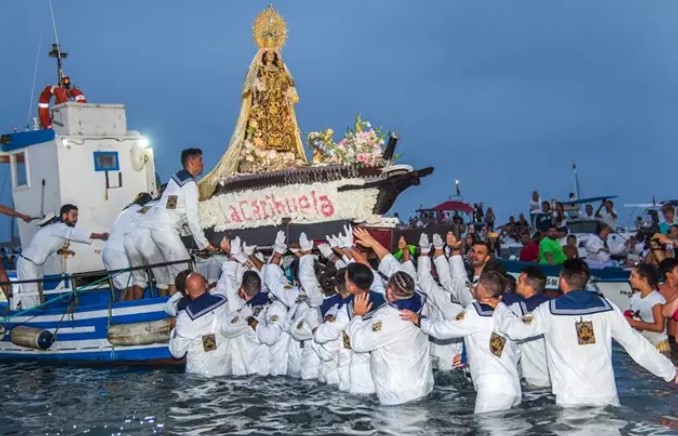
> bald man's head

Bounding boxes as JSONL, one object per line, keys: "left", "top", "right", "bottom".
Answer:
{"left": 185, "top": 273, "right": 208, "bottom": 299}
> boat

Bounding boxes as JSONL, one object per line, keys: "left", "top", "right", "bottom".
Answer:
{"left": 0, "top": 37, "right": 180, "bottom": 363}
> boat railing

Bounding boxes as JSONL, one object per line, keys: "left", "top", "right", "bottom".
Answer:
{"left": 0, "top": 258, "right": 194, "bottom": 311}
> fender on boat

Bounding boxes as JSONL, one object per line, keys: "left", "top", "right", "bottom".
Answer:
{"left": 107, "top": 319, "right": 172, "bottom": 346}
{"left": 10, "top": 326, "right": 55, "bottom": 350}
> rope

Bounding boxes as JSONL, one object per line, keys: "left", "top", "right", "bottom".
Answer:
{"left": 26, "top": 31, "right": 42, "bottom": 129}
{"left": 47, "top": 0, "right": 61, "bottom": 61}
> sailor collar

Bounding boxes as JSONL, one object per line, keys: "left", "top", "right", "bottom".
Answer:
{"left": 518, "top": 294, "right": 550, "bottom": 314}
{"left": 347, "top": 291, "right": 386, "bottom": 320}
{"left": 390, "top": 292, "right": 424, "bottom": 314}
{"left": 185, "top": 293, "right": 226, "bottom": 321}
{"left": 472, "top": 301, "right": 495, "bottom": 317}
{"left": 172, "top": 169, "right": 195, "bottom": 187}
{"left": 320, "top": 294, "right": 351, "bottom": 318}
{"left": 549, "top": 290, "right": 613, "bottom": 316}
{"left": 246, "top": 291, "right": 271, "bottom": 308}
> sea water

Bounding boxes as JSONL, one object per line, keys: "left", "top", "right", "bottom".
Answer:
{"left": 1, "top": 346, "right": 677, "bottom": 435}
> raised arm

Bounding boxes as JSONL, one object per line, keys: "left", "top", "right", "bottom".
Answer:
{"left": 184, "top": 182, "right": 211, "bottom": 250}
{"left": 256, "top": 303, "right": 287, "bottom": 346}
{"left": 263, "top": 262, "right": 299, "bottom": 309}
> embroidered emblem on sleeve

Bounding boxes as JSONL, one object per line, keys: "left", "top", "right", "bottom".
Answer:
{"left": 138, "top": 205, "right": 150, "bottom": 215}
{"left": 522, "top": 314, "right": 534, "bottom": 325}
{"left": 166, "top": 195, "right": 178, "bottom": 210}
{"left": 575, "top": 318, "right": 596, "bottom": 345}
{"left": 297, "top": 320, "right": 304, "bottom": 329}
{"left": 372, "top": 321, "right": 383, "bottom": 332}
{"left": 455, "top": 311, "right": 466, "bottom": 321}
{"left": 202, "top": 334, "right": 217, "bottom": 352}
{"left": 231, "top": 316, "right": 239, "bottom": 324}
{"left": 325, "top": 315, "right": 336, "bottom": 323}
{"left": 253, "top": 307, "right": 264, "bottom": 317}
{"left": 489, "top": 332, "right": 506, "bottom": 357}
{"left": 342, "top": 331, "right": 351, "bottom": 350}
{"left": 270, "top": 315, "right": 280, "bottom": 323}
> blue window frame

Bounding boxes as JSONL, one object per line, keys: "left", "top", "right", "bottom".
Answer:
{"left": 93, "top": 151, "right": 119, "bottom": 172}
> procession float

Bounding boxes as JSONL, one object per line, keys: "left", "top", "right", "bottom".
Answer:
{"left": 0, "top": 6, "right": 432, "bottom": 364}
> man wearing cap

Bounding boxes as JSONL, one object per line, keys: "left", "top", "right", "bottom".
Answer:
{"left": 149, "top": 148, "right": 216, "bottom": 295}
{"left": 102, "top": 192, "right": 152, "bottom": 300}
{"left": 15, "top": 204, "right": 108, "bottom": 310}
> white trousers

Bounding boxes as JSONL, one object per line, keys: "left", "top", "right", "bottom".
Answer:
{"left": 15, "top": 257, "right": 42, "bottom": 311}
{"left": 134, "top": 228, "right": 169, "bottom": 289}
{"left": 150, "top": 228, "right": 192, "bottom": 285}
{"left": 102, "top": 247, "right": 132, "bottom": 290}
{"left": 474, "top": 388, "right": 521, "bottom": 414}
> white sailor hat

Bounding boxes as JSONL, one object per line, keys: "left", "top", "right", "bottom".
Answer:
{"left": 37, "top": 212, "right": 57, "bottom": 227}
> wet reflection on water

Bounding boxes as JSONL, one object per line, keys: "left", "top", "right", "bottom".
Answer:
{"left": 1, "top": 347, "right": 678, "bottom": 435}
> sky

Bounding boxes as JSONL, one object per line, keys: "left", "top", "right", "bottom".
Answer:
{"left": 1, "top": 0, "right": 677, "bottom": 239}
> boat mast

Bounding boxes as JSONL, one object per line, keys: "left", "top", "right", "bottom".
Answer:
{"left": 572, "top": 161, "right": 581, "bottom": 199}
{"left": 48, "top": 43, "right": 67, "bottom": 87}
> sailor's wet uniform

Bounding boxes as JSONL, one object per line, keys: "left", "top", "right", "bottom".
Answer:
{"left": 102, "top": 204, "right": 141, "bottom": 291}
{"left": 417, "top": 254, "right": 465, "bottom": 371}
{"left": 168, "top": 292, "right": 229, "bottom": 376}
{"left": 503, "top": 293, "right": 551, "bottom": 388}
{"left": 221, "top": 291, "right": 287, "bottom": 376}
{"left": 149, "top": 169, "right": 210, "bottom": 284}
{"left": 275, "top": 255, "right": 324, "bottom": 379}
{"left": 493, "top": 290, "right": 677, "bottom": 407}
{"left": 421, "top": 301, "right": 522, "bottom": 414}
{"left": 312, "top": 293, "right": 352, "bottom": 386}
{"left": 15, "top": 221, "right": 94, "bottom": 310}
{"left": 346, "top": 291, "right": 433, "bottom": 405}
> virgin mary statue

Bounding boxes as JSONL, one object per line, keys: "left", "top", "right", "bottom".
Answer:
{"left": 199, "top": 7, "right": 307, "bottom": 199}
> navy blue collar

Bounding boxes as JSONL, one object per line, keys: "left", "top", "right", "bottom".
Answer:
{"left": 177, "top": 296, "right": 190, "bottom": 312}
{"left": 348, "top": 291, "right": 386, "bottom": 319}
{"left": 320, "top": 293, "right": 351, "bottom": 317}
{"left": 391, "top": 292, "right": 423, "bottom": 314}
{"left": 246, "top": 291, "right": 270, "bottom": 308}
{"left": 549, "top": 290, "right": 612, "bottom": 316}
{"left": 185, "top": 293, "right": 226, "bottom": 321}
{"left": 520, "top": 293, "right": 550, "bottom": 313}
{"left": 472, "top": 301, "right": 495, "bottom": 317}
{"left": 501, "top": 293, "right": 523, "bottom": 307}
{"left": 172, "top": 169, "right": 195, "bottom": 187}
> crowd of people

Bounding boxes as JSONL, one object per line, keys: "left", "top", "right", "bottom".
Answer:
{"left": 163, "top": 224, "right": 677, "bottom": 413}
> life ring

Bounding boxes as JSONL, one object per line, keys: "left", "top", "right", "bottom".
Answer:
{"left": 38, "top": 85, "right": 87, "bottom": 129}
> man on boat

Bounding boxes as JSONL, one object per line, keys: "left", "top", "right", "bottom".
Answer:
{"left": 484, "top": 258, "right": 677, "bottom": 408}
{"left": 149, "top": 148, "right": 216, "bottom": 295}
{"left": 15, "top": 204, "right": 108, "bottom": 310}
{"left": 584, "top": 222, "right": 613, "bottom": 269}
{"left": 168, "top": 272, "right": 230, "bottom": 376}
{"left": 0, "top": 204, "right": 33, "bottom": 301}
{"left": 102, "top": 192, "right": 152, "bottom": 300}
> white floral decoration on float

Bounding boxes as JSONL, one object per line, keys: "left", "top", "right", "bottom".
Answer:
{"left": 199, "top": 178, "right": 381, "bottom": 231}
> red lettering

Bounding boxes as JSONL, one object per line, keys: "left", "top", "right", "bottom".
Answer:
{"left": 311, "top": 190, "right": 320, "bottom": 214}
{"left": 239, "top": 200, "right": 252, "bottom": 221}
{"left": 298, "top": 195, "right": 311, "bottom": 214}
{"left": 259, "top": 200, "right": 270, "bottom": 219}
{"left": 271, "top": 194, "right": 287, "bottom": 216}
{"left": 264, "top": 196, "right": 276, "bottom": 218}
{"left": 251, "top": 200, "right": 262, "bottom": 220}
{"left": 229, "top": 206, "right": 243, "bottom": 222}
{"left": 319, "top": 195, "right": 335, "bottom": 217}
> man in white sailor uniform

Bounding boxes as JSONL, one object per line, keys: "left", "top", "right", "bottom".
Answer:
{"left": 168, "top": 272, "right": 230, "bottom": 376}
{"left": 102, "top": 193, "right": 152, "bottom": 300}
{"left": 486, "top": 258, "right": 678, "bottom": 408}
{"left": 502, "top": 266, "right": 551, "bottom": 388}
{"left": 15, "top": 204, "right": 108, "bottom": 310}
{"left": 347, "top": 270, "right": 433, "bottom": 405}
{"left": 416, "top": 233, "right": 464, "bottom": 371}
{"left": 221, "top": 270, "right": 287, "bottom": 376}
{"left": 313, "top": 267, "right": 350, "bottom": 387}
{"left": 402, "top": 271, "right": 522, "bottom": 414}
{"left": 150, "top": 148, "right": 216, "bottom": 295}
{"left": 270, "top": 232, "right": 325, "bottom": 379}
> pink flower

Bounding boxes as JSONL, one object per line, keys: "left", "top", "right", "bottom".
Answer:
{"left": 357, "top": 153, "right": 367, "bottom": 163}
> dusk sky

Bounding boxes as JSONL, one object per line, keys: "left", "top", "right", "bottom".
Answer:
{"left": 1, "top": 0, "right": 677, "bottom": 238}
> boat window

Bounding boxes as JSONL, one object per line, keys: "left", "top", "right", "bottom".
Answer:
{"left": 93, "top": 151, "right": 119, "bottom": 172}
{"left": 12, "top": 152, "right": 28, "bottom": 187}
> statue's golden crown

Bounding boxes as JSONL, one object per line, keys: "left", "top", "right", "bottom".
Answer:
{"left": 253, "top": 5, "right": 288, "bottom": 50}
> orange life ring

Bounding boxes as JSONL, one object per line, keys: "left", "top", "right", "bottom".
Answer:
{"left": 38, "top": 85, "right": 87, "bottom": 129}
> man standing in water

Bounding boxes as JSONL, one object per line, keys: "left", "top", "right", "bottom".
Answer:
{"left": 150, "top": 149, "right": 216, "bottom": 295}
{"left": 485, "top": 259, "right": 677, "bottom": 407}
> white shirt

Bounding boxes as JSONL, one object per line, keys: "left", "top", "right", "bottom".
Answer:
{"left": 494, "top": 291, "right": 676, "bottom": 407}
{"left": 22, "top": 222, "right": 92, "bottom": 265}
{"left": 149, "top": 169, "right": 209, "bottom": 249}
{"left": 104, "top": 204, "right": 142, "bottom": 252}
{"left": 598, "top": 209, "right": 618, "bottom": 229}
{"left": 629, "top": 291, "right": 668, "bottom": 347}
{"left": 348, "top": 304, "right": 434, "bottom": 405}
{"left": 584, "top": 235, "right": 611, "bottom": 268}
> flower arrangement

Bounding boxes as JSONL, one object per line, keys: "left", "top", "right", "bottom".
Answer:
{"left": 307, "top": 115, "right": 387, "bottom": 167}
{"left": 238, "top": 119, "right": 305, "bottom": 173}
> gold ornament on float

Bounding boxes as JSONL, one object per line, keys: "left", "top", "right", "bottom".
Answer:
{"left": 253, "top": 5, "right": 288, "bottom": 50}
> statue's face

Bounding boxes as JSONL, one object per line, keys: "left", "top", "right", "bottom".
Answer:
{"left": 264, "top": 50, "right": 275, "bottom": 64}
